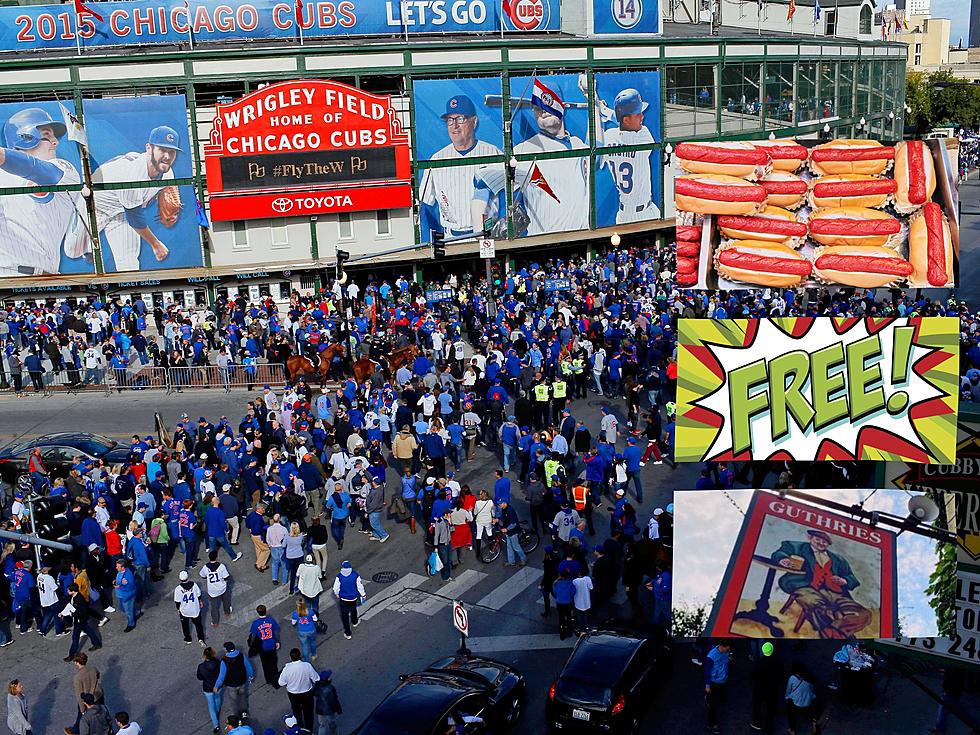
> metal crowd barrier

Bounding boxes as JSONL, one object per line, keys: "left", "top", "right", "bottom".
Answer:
{"left": 1, "top": 360, "right": 286, "bottom": 395}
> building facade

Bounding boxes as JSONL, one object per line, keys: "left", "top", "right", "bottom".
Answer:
{"left": 0, "top": 2, "right": 907, "bottom": 306}
{"left": 896, "top": 14, "right": 951, "bottom": 67}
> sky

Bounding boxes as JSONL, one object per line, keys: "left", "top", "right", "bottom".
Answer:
{"left": 673, "top": 489, "right": 942, "bottom": 637}
{"left": 930, "top": 0, "right": 970, "bottom": 47}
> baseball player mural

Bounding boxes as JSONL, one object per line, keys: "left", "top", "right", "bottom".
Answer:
{"left": 0, "top": 104, "right": 86, "bottom": 277}
{"left": 507, "top": 74, "right": 591, "bottom": 237}
{"left": 413, "top": 78, "right": 506, "bottom": 242}
{"left": 75, "top": 94, "right": 200, "bottom": 273}
{"left": 592, "top": 71, "right": 663, "bottom": 228}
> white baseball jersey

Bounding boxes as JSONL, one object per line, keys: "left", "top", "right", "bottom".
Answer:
{"left": 89, "top": 152, "right": 173, "bottom": 272}
{"left": 0, "top": 157, "right": 80, "bottom": 274}
{"left": 601, "top": 127, "right": 660, "bottom": 224}
{"left": 513, "top": 133, "right": 589, "bottom": 236}
{"left": 421, "top": 140, "right": 502, "bottom": 235}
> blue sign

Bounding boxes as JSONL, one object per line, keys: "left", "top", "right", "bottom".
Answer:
{"left": 593, "top": 71, "right": 663, "bottom": 229}
{"left": 0, "top": 0, "right": 560, "bottom": 53}
{"left": 426, "top": 288, "right": 454, "bottom": 303}
{"left": 544, "top": 278, "right": 571, "bottom": 292}
{"left": 594, "top": 0, "right": 660, "bottom": 34}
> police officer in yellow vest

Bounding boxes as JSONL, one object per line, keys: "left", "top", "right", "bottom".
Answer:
{"left": 533, "top": 379, "right": 550, "bottom": 430}
{"left": 570, "top": 355, "right": 586, "bottom": 399}
{"left": 551, "top": 376, "right": 568, "bottom": 425}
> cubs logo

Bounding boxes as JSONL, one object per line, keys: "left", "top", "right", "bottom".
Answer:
{"left": 450, "top": 98, "right": 458, "bottom": 109}
{"left": 29, "top": 191, "right": 55, "bottom": 204}
{"left": 611, "top": 0, "right": 643, "bottom": 29}
{"left": 271, "top": 197, "right": 294, "bottom": 213}
{"left": 540, "top": 92, "right": 554, "bottom": 107}
{"left": 503, "top": 0, "right": 550, "bottom": 31}
{"left": 166, "top": 133, "right": 176, "bottom": 143}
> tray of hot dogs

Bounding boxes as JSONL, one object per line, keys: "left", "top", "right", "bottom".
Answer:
{"left": 672, "top": 139, "right": 960, "bottom": 291}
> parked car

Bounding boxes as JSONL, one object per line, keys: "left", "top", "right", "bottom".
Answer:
{"left": 0, "top": 433, "right": 131, "bottom": 495}
{"left": 351, "top": 654, "right": 525, "bottom": 735}
{"left": 546, "top": 621, "right": 672, "bottom": 734}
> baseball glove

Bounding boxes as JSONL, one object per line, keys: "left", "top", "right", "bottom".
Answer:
{"left": 157, "top": 185, "right": 182, "bottom": 227}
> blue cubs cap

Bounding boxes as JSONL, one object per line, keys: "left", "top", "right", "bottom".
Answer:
{"left": 147, "top": 125, "right": 182, "bottom": 151}
{"left": 441, "top": 95, "right": 476, "bottom": 119}
{"left": 614, "top": 88, "right": 648, "bottom": 119}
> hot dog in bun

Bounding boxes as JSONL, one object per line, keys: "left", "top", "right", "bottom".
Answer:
{"left": 760, "top": 172, "right": 808, "bottom": 210}
{"left": 809, "top": 140, "right": 895, "bottom": 177}
{"left": 893, "top": 140, "right": 937, "bottom": 214}
{"left": 717, "top": 206, "right": 808, "bottom": 247}
{"left": 675, "top": 174, "right": 768, "bottom": 215}
{"left": 753, "top": 140, "right": 809, "bottom": 172}
{"left": 715, "top": 240, "right": 812, "bottom": 287}
{"left": 812, "top": 246, "right": 914, "bottom": 288}
{"left": 808, "top": 207, "right": 902, "bottom": 248}
{"left": 808, "top": 174, "right": 897, "bottom": 210}
{"left": 676, "top": 142, "right": 772, "bottom": 180}
{"left": 907, "top": 202, "right": 954, "bottom": 287}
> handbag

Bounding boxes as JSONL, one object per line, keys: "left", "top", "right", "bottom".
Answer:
{"left": 247, "top": 632, "right": 261, "bottom": 657}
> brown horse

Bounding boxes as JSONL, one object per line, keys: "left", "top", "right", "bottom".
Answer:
{"left": 287, "top": 342, "right": 346, "bottom": 384}
{"left": 352, "top": 344, "right": 420, "bottom": 384}
{"left": 286, "top": 355, "right": 318, "bottom": 382}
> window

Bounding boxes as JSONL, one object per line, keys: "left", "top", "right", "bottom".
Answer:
{"left": 720, "top": 62, "right": 763, "bottom": 132}
{"left": 271, "top": 222, "right": 289, "bottom": 249}
{"left": 764, "top": 61, "right": 795, "bottom": 127}
{"left": 860, "top": 5, "right": 872, "bottom": 34}
{"left": 915, "top": 55, "right": 922, "bottom": 65}
{"left": 825, "top": 10, "right": 837, "bottom": 36}
{"left": 232, "top": 221, "right": 249, "bottom": 250}
{"left": 855, "top": 61, "right": 871, "bottom": 118}
{"left": 915, "top": 43, "right": 922, "bottom": 54}
{"left": 338, "top": 212, "right": 353, "bottom": 240}
{"left": 796, "top": 62, "right": 819, "bottom": 123}
{"left": 871, "top": 62, "right": 885, "bottom": 113}
{"left": 665, "top": 64, "right": 718, "bottom": 139}
{"left": 838, "top": 62, "right": 854, "bottom": 119}
{"left": 818, "top": 61, "right": 837, "bottom": 119}
{"left": 376, "top": 209, "right": 391, "bottom": 237}
{"left": 300, "top": 274, "right": 318, "bottom": 290}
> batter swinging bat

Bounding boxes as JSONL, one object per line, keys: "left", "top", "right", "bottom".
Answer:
{"left": 483, "top": 94, "right": 590, "bottom": 110}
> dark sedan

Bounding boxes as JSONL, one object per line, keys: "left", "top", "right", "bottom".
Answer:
{"left": 351, "top": 654, "right": 525, "bottom": 735}
{"left": 0, "top": 433, "right": 132, "bottom": 492}
{"left": 546, "top": 623, "right": 672, "bottom": 735}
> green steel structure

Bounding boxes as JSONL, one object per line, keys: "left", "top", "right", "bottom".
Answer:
{"left": 0, "top": 34, "right": 908, "bottom": 300}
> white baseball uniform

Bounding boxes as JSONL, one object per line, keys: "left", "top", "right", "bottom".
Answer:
{"left": 87, "top": 151, "right": 173, "bottom": 272}
{"left": 0, "top": 155, "right": 80, "bottom": 275}
{"left": 513, "top": 132, "right": 589, "bottom": 236}
{"left": 420, "top": 139, "right": 502, "bottom": 236}
{"left": 601, "top": 126, "right": 661, "bottom": 224}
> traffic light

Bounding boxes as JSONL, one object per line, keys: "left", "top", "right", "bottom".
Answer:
{"left": 31, "top": 495, "right": 70, "bottom": 565}
{"left": 431, "top": 230, "right": 446, "bottom": 259}
{"left": 336, "top": 248, "right": 350, "bottom": 284}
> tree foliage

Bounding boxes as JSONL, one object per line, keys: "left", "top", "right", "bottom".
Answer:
{"left": 905, "top": 68, "right": 980, "bottom": 132}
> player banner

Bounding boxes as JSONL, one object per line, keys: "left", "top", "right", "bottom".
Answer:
{"left": 414, "top": 77, "right": 505, "bottom": 242}
{"left": 594, "top": 70, "right": 661, "bottom": 228}
{"left": 79, "top": 95, "right": 201, "bottom": 273}
{"left": 676, "top": 317, "right": 959, "bottom": 464}
{"left": 0, "top": 0, "right": 560, "bottom": 54}
{"left": 0, "top": 99, "right": 92, "bottom": 278}
{"left": 706, "top": 492, "right": 898, "bottom": 639}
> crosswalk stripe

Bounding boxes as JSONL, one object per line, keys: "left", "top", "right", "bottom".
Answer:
{"left": 359, "top": 572, "right": 429, "bottom": 621}
{"left": 388, "top": 569, "right": 487, "bottom": 617}
{"left": 465, "top": 633, "right": 577, "bottom": 653}
{"left": 476, "top": 566, "right": 543, "bottom": 610}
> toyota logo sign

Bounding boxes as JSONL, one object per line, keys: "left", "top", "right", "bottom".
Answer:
{"left": 271, "top": 197, "right": 294, "bottom": 213}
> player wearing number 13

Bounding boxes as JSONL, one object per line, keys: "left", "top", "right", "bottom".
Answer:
{"left": 68, "top": 125, "right": 181, "bottom": 272}
{"left": 589, "top": 80, "right": 661, "bottom": 225}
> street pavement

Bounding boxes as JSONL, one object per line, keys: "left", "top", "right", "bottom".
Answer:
{"left": 0, "top": 387, "right": 971, "bottom": 734}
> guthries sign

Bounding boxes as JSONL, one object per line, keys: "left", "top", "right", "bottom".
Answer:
{"left": 204, "top": 79, "right": 411, "bottom": 221}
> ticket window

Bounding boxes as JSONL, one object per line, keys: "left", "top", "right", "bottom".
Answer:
{"left": 279, "top": 280, "right": 292, "bottom": 300}
{"left": 151, "top": 291, "right": 164, "bottom": 307}
{"left": 193, "top": 289, "right": 207, "bottom": 307}
{"left": 216, "top": 287, "right": 229, "bottom": 302}
{"left": 259, "top": 283, "right": 271, "bottom": 298}
{"left": 173, "top": 291, "right": 186, "bottom": 306}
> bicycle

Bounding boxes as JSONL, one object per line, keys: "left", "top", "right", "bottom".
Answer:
{"left": 479, "top": 523, "right": 539, "bottom": 564}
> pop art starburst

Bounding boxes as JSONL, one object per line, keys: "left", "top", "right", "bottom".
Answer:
{"left": 675, "top": 317, "right": 959, "bottom": 464}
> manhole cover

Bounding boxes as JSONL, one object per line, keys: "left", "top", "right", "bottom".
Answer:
{"left": 372, "top": 571, "right": 399, "bottom": 584}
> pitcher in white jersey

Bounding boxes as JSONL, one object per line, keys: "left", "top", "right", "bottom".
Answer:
{"left": 419, "top": 94, "right": 503, "bottom": 240}
{"left": 69, "top": 125, "right": 180, "bottom": 272}
{"left": 0, "top": 107, "right": 82, "bottom": 277}
{"left": 591, "top": 83, "right": 661, "bottom": 225}
{"left": 511, "top": 83, "right": 590, "bottom": 237}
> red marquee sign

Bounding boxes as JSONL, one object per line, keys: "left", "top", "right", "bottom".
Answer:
{"left": 204, "top": 79, "right": 411, "bottom": 221}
